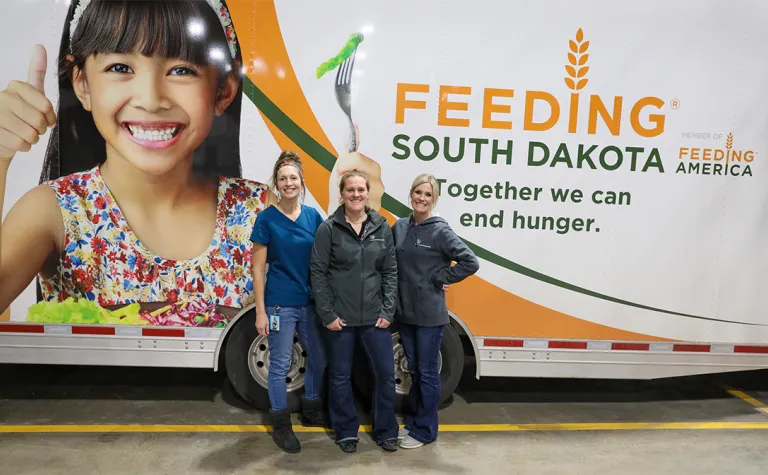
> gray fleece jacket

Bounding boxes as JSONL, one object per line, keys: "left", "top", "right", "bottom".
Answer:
{"left": 391, "top": 215, "right": 480, "bottom": 327}
{"left": 310, "top": 206, "right": 398, "bottom": 327}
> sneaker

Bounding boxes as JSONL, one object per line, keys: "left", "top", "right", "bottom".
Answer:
{"left": 398, "top": 427, "right": 409, "bottom": 440}
{"left": 399, "top": 435, "right": 425, "bottom": 449}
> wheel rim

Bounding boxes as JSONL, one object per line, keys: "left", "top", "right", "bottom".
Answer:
{"left": 392, "top": 332, "right": 442, "bottom": 396}
{"left": 247, "top": 334, "right": 307, "bottom": 392}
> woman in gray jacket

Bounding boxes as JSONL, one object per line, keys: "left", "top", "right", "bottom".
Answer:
{"left": 310, "top": 170, "right": 399, "bottom": 454}
{"left": 392, "top": 173, "right": 480, "bottom": 449}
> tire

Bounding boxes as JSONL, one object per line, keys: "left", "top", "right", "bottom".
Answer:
{"left": 352, "top": 323, "right": 464, "bottom": 412}
{"left": 224, "top": 310, "right": 305, "bottom": 412}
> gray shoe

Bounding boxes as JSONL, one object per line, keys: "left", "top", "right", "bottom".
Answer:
{"left": 398, "top": 427, "right": 409, "bottom": 440}
{"left": 399, "top": 434, "right": 425, "bottom": 449}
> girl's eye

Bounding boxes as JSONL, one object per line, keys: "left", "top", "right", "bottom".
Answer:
{"left": 169, "top": 66, "right": 198, "bottom": 76}
{"left": 107, "top": 64, "right": 132, "bottom": 74}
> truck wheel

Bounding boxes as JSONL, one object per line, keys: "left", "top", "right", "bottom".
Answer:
{"left": 224, "top": 310, "right": 305, "bottom": 412}
{"left": 352, "top": 323, "right": 464, "bottom": 412}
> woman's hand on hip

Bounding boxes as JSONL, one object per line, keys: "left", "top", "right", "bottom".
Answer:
{"left": 255, "top": 312, "right": 269, "bottom": 337}
{"left": 375, "top": 317, "right": 391, "bottom": 329}
{"left": 326, "top": 317, "right": 346, "bottom": 331}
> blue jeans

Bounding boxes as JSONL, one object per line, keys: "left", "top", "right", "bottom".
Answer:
{"left": 399, "top": 323, "right": 444, "bottom": 444}
{"left": 324, "top": 325, "right": 398, "bottom": 444}
{"left": 266, "top": 305, "right": 326, "bottom": 411}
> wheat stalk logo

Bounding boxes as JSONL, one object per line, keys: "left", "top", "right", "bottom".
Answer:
{"left": 726, "top": 132, "right": 733, "bottom": 150}
{"left": 565, "top": 28, "right": 589, "bottom": 91}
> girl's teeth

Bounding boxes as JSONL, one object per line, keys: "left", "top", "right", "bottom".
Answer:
{"left": 127, "top": 125, "right": 178, "bottom": 142}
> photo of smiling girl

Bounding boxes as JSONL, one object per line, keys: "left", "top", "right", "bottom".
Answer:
{"left": 0, "top": 0, "right": 267, "bottom": 326}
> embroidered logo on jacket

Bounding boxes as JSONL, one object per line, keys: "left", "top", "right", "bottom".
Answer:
{"left": 416, "top": 238, "right": 432, "bottom": 248}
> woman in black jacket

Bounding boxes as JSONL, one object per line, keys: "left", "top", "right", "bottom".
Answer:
{"left": 392, "top": 173, "right": 479, "bottom": 449}
{"left": 310, "top": 170, "right": 399, "bottom": 454}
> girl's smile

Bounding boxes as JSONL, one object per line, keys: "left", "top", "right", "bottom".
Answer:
{"left": 72, "top": 50, "right": 236, "bottom": 175}
{"left": 123, "top": 121, "right": 184, "bottom": 150}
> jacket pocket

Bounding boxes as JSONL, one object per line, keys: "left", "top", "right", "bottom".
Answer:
{"left": 412, "top": 281, "right": 446, "bottom": 324}
{"left": 365, "top": 274, "right": 382, "bottom": 321}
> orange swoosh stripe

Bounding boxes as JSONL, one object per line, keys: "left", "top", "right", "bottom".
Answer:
{"left": 228, "top": 0, "right": 670, "bottom": 342}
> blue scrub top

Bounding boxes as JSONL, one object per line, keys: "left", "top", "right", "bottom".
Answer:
{"left": 250, "top": 204, "right": 325, "bottom": 307}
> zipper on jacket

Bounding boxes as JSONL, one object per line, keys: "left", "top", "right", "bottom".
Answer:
{"left": 359, "top": 234, "right": 364, "bottom": 325}
{"left": 358, "top": 220, "right": 377, "bottom": 326}
{"left": 339, "top": 218, "right": 381, "bottom": 326}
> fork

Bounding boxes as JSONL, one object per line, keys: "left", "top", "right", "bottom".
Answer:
{"left": 334, "top": 51, "right": 358, "bottom": 153}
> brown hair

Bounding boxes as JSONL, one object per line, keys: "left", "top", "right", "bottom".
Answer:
{"left": 271, "top": 150, "right": 306, "bottom": 201}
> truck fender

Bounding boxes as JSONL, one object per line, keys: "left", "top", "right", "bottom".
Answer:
{"left": 213, "top": 304, "right": 256, "bottom": 372}
{"left": 449, "top": 310, "right": 481, "bottom": 379}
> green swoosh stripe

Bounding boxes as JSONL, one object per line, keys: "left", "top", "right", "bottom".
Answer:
{"left": 242, "top": 77, "right": 761, "bottom": 327}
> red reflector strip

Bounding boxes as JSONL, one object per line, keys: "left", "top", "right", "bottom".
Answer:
{"left": 611, "top": 343, "right": 650, "bottom": 351}
{"left": 549, "top": 341, "right": 588, "bottom": 350}
{"left": 734, "top": 345, "right": 768, "bottom": 354}
{"left": 142, "top": 328, "right": 185, "bottom": 338}
{"left": 479, "top": 338, "right": 768, "bottom": 353}
{"left": 72, "top": 326, "right": 116, "bottom": 336}
{"left": 673, "top": 344, "right": 711, "bottom": 353}
{"left": 0, "top": 324, "right": 44, "bottom": 333}
{"left": 483, "top": 339, "right": 524, "bottom": 348}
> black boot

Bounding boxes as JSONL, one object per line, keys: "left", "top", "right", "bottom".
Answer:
{"left": 301, "top": 396, "right": 327, "bottom": 427}
{"left": 269, "top": 408, "right": 301, "bottom": 453}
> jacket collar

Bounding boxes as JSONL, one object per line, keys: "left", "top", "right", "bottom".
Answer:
{"left": 331, "top": 204, "right": 385, "bottom": 226}
{"left": 408, "top": 213, "right": 446, "bottom": 227}
{"left": 331, "top": 204, "right": 385, "bottom": 239}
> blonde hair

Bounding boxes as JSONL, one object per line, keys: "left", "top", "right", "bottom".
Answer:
{"left": 410, "top": 173, "right": 440, "bottom": 208}
{"left": 270, "top": 150, "right": 305, "bottom": 201}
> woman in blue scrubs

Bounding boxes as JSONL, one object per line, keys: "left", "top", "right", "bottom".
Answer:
{"left": 250, "top": 151, "right": 327, "bottom": 453}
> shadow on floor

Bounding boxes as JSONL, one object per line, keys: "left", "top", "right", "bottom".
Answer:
{"left": 0, "top": 363, "right": 765, "bottom": 410}
{"left": 453, "top": 364, "right": 768, "bottom": 404}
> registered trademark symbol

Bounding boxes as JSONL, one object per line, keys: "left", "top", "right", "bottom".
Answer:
{"left": 670, "top": 99, "right": 680, "bottom": 110}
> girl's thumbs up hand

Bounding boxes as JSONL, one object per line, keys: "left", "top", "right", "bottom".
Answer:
{"left": 0, "top": 44, "right": 56, "bottom": 162}
{"left": 27, "top": 44, "right": 48, "bottom": 93}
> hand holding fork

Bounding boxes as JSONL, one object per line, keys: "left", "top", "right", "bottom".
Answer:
{"left": 327, "top": 46, "right": 385, "bottom": 213}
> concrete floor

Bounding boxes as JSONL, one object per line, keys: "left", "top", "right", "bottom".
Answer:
{"left": 3, "top": 431, "right": 768, "bottom": 475}
{"left": 0, "top": 365, "right": 766, "bottom": 474}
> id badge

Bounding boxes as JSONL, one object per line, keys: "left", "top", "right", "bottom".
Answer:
{"left": 269, "top": 314, "right": 280, "bottom": 332}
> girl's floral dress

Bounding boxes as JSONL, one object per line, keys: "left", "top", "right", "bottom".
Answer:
{"left": 36, "top": 166, "right": 268, "bottom": 325}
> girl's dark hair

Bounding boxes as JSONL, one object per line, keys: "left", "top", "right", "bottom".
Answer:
{"left": 270, "top": 150, "right": 306, "bottom": 202}
{"left": 38, "top": 0, "right": 244, "bottom": 184}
